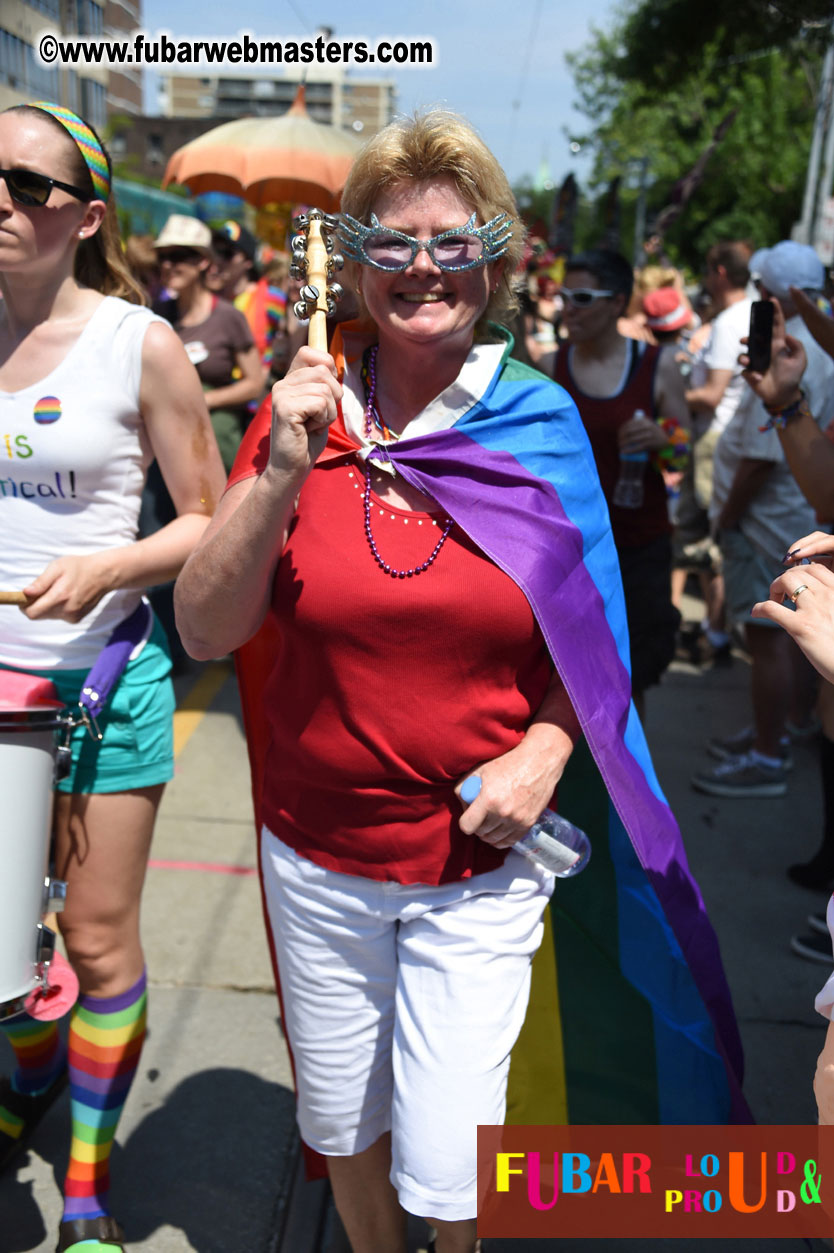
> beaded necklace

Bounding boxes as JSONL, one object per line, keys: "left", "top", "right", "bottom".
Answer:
{"left": 361, "top": 344, "right": 454, "bottom": 579}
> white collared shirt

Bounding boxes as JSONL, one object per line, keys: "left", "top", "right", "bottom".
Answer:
{"left": 340, "top": 337, "right": 505, "bottom": 473}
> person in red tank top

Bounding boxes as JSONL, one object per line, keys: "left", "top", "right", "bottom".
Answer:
{"left": 554, "top": 249, "right": 690, "bottom": 713}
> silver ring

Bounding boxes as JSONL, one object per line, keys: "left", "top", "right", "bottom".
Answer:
{"left": 790, "top": 584, "right": 809, "bottom": 604}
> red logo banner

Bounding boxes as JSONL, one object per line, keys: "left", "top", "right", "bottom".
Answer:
{"left": 477, "top": 1125, "right": 834, "bottom": 1238}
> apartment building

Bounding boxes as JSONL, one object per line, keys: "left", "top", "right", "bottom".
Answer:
{"left": 161, "top": 68, "right": 395, "bottom": 137}
{"left": 0, "top": 0, "right": 141, "bottom": 127}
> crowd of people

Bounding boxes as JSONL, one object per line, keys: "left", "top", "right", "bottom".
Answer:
{"left": 522, "top": 236, "right": 834, "bottom": 921}
{"left": 1, "top": 97, "right": 834, "bottom": 1253}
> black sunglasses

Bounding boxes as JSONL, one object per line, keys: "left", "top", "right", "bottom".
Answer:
{"left": 157, "top": 247, "right": 204, "bottom": 265}
{"left": 0, "top": 166, "right": 91, "bottom": 207}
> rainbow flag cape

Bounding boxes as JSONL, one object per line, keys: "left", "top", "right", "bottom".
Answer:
{"left": 232, "top": 327, "right": 750, "bottom": 1174}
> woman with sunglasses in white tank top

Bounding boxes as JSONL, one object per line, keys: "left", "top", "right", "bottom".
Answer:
{"left": 0, "top": 103, "right": 225, "bottom": 1252}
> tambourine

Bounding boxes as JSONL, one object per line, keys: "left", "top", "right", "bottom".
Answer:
{"left": 289, "top": 209, "right": 344, "bottom": 350}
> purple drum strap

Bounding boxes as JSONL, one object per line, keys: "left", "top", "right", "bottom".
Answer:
{"left": 78, "top": 600, "right": 152, "bottom": 720}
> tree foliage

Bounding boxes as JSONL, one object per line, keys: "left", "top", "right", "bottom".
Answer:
{"left": 566, "top": 1, "right": 829, "bottom": 271}
{"left": 617, "top": 0, "right": 832, "bottom": 93}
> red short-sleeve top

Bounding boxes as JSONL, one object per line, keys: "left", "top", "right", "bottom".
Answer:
{"left": 256, "top": 454, "right": 553, "bottom": 884}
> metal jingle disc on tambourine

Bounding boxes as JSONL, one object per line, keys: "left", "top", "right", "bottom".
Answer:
{"left": 291, "top": 209, "right": 344, "bottom": 347}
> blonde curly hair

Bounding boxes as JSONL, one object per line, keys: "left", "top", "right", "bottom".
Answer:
{"left": 340, "top": 110, "right": 524, "bottom": 338}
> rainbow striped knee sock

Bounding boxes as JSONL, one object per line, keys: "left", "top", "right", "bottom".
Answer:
{"left": 62, "top": 969, "right": 147, "bottom": 1223}
{"left": 0, "top": 1017, "right": 66, "bottom": 1143}
{"left": 2, "top": 1016, "right": 65, "bottom": 1094}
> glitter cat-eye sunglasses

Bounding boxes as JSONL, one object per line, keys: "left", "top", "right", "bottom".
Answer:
{"left": 339, "top": 212, "right": 513, "bottom": 273}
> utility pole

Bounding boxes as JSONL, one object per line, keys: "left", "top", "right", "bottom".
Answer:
{"left": 815, "top": 34, "right": 834, "bottom": 262}
{"left": 632, "top": 155, "right": 650, "bottom": 268}
{"left": 795, "top": 21, "right": 834, "bottom": 246}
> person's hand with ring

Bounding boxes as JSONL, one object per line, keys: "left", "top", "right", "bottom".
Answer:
{"left": 752, "top": 560, "right": 834, "bottom": 684}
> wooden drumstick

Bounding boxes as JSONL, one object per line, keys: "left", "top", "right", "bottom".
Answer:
{"left": 0, "top": 590, "right": 28, "bottom": 604}
{"left": 305, "top": 215, "right": 330, "bottom": 352}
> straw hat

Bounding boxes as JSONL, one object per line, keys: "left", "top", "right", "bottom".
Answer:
{"left": 153, "top": 214, "right": 212, "bottom": 255}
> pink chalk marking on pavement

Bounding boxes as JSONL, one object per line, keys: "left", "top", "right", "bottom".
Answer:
{"left": 148, "top": 858, "right": 256, "bottom": 877}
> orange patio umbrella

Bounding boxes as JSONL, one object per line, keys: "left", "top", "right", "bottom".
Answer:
{"left": 161, "top": 85, "right": 362, "bottom": 211}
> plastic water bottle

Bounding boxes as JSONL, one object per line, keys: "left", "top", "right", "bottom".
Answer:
{"left": 459, "top": 776, "right": 591, "bottom": 878}
{"left": 612, "top": 408, "right": 649, "bottom": 509}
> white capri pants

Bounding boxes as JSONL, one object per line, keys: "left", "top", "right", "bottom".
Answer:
{"left": 260, "top": 828, "right": 553, "bottom": 1222}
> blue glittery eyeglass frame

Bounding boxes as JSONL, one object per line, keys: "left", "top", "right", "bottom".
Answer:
{"left": 339, "top": 211, "right": 513, "bottom": 273}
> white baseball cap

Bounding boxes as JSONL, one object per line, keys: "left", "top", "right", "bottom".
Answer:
{"left": 756, "top": 241, "right": 825, "bottom": 300}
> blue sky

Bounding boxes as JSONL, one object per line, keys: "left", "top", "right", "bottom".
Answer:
{"left": 142, "top": 0, "right": 620, "bottom": 187}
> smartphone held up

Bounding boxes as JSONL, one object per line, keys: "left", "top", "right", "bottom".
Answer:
{"left": 748, "top": 299, "right": 774, "bottom": 374}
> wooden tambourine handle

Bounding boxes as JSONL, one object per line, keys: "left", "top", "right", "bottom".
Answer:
{"left": 0, "top": 591, "right": 27, "bottom": 605}
{"left": 306, "top": 217, "right": 330, "bottom": 352}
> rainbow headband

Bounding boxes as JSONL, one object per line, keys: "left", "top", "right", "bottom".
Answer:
{"left": 29, "top": 101, "right": 110, "bottom": 201}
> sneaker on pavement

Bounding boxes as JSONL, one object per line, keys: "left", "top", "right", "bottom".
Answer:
{"left": 790, "top": 931, "right": 834, "bottom": 963}
{"left": 691, "top": 752, "right": 788, "bottom": 798}
{"left": 706, "top": 727, "right": 793, "bottom": 770}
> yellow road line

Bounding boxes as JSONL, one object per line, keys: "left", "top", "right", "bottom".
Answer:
{"left": 173, "top": 661, "right": 233, "bottom": 758}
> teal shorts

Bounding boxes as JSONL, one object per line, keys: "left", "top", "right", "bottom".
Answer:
{"left": 8, "top": 614, "right": 175, "bottom": 794}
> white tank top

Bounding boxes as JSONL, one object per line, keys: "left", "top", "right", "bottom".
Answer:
{"left": 0, "top": 296, "right": 165, "bottom": 669}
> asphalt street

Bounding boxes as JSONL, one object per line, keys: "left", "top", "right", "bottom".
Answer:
{"left": 1, "top": 599, "right": 832, "bottom": 1252}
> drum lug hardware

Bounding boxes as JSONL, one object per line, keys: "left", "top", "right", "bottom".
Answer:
{"left": 34, "top": 922, "right": 57, "bottom": 990}
{"left": 53, "top": 716, "right": 73, "bottom": 780}
{"left": 56, "top": 743, "right": 73, "bottom": 782}
{"left": 43, "top": 876, "right": 68, "bottom": 914}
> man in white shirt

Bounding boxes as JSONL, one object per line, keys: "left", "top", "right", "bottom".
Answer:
{"left": 686, "top": 242, "right": 754, "bottom": 445}
{"left": 692, "top": 241, "right": 834, "bottom": 799}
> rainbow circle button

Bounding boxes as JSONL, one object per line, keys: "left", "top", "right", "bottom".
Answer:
{"left": 34, "top": 396, "right": 62, "bottom": 424}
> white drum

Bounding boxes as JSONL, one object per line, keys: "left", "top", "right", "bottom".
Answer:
{"left": 0, "top": 700, "right": 67, "bottom": 1020}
